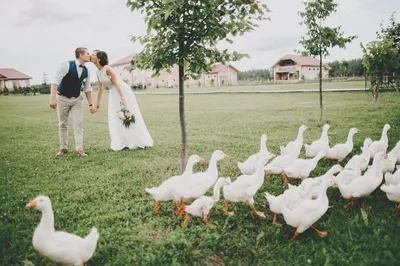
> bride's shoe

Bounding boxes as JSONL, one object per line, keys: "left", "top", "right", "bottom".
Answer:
{"left": 75, "top": 151, "right": 88, "bottom": 157}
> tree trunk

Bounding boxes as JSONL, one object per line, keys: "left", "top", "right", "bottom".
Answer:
{"left": 372, "top": 85, "right": 378, "bottom": 104}
{"left": 364, "top": 68, "right": 367, "bottom": 91}
{"left": 319, "top": 52, "right": 323, "bottom": 123}
{"left": 178, "top": 51, "right": 187, "bottom": 173}
{"left": 371, "top": 77, "right": 380, "bottom": 104}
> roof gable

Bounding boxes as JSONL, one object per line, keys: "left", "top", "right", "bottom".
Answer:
{"left": 110, "top": 54, "right": 135, "bottom": 67}
{"left": 272, "top": 54, "right": 330, "bottom": 68}
{"left": 0, "top": 68, "right": 32, "bottom": 79}
{"left": 206, "top": 64, "right": 239, "bottom": 73}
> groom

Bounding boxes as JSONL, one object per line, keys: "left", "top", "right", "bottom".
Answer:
{"left": 49, "top": 47, "right": 96, "bottom": 157}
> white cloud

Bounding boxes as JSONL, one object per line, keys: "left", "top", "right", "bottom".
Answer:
{"left": 0, "top": 0, "right": 399, "bottom": 83}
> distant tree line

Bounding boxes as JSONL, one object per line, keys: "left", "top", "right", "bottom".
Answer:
{"left": 238, "top": 69, "right": 272, "bottom": 80}
{"left": 327, "top": 58, "right": 365, "bottom": 77}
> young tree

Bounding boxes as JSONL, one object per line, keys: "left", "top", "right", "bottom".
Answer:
{"left": 298, "top": 0, "right": 356, "bottom": 123}
{"left": 127, "top": 0, "right": 270, "bottom": 171}
{"left": 42, "top": 72, "right": 49, "bottom": 85}
{"left": 361, "top": 13, "right": 400, "bottom": 102}
{"left": 361, "top": 38, "right": 400, "bottom": 103}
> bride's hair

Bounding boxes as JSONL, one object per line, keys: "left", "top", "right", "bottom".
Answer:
{"left": 96, "top": 51, "right": 109, "bottom": 66}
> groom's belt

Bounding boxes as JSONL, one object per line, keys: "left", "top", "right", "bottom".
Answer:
{"left": 57, "top": 91, "right": 80, "bottom": 98}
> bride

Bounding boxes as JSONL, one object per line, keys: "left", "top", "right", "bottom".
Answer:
{"left": 91, "top": 50, "right": 153, "bottom": 151}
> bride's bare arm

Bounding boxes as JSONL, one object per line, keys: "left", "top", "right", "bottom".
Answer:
{"left": 106, "top": 67, "right": 126, "bottom": 106}
{"left": 96, "top": 78, "right": 103, "bottom": 110}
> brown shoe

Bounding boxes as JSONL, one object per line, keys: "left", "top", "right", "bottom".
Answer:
{"left": 56, "top": 149, "right": 68, "bottom": 157}
{"left": 75, "top": 151, "right": 88, "bottom": 157}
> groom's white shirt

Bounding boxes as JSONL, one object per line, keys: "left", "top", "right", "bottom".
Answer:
{"left": 52, "top": 59, "right": 92, "bottom": 92}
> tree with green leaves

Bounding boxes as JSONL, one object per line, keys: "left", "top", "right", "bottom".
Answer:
{"left": 298, "top": 0, "right": 356, "bottom": 123}
{"left": 126, "top": 0, "right": 270, "bottom": 170}
{"left": 361, "top": 13, "right": 400, "bottom": 103}
{"left": 361, "top": 38, "right": 400, "bottom": 103}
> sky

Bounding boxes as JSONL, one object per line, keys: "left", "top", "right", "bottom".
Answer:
{"left": 1, "top": 0, "right": 399, "bottom": 84}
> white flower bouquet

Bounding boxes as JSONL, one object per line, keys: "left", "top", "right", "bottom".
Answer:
{"left": 117, "top": 106, "right": 135, "bottom": 128}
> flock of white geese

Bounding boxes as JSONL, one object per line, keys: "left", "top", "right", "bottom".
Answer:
{"left": 145, "top": 123, "right": 400, "bottom": 241}
{"left": 24, "top": 124, "right": 399, "bottom": 265}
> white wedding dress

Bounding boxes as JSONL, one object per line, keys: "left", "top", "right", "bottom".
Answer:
{"left": 97, "top": 65, "right": 154, "bottom": 151}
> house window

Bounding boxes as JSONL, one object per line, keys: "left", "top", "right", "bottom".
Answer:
{"left": 309, "top": 68, "right": 311, "bottom": 70}
{"left": 207, "top": 75, "right": 210, "bottom": 78}
{"left": 162, "top": 80, "right": 164, "bottom": 82}
{"left": 173, "top": 79, "right": 176, "bottom": 81}
{"left": 6, "top": 81, "right": 13, "bottom": 88}
{"left": 213, "top": 75, "right": 216, "bottom": 78}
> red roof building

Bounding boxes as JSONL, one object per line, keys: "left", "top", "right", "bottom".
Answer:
{"left": 272, "top": 54, "right": 331, "bottom": 82}
{"left": 0, "top": 68, "right": 32, "bottom": 89}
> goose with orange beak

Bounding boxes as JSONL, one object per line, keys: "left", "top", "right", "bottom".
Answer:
{"left": 335, "top": 152, "right": 388, "bottom": 209}
{"left": 223, "top": 153, "right": 275, "bottom": 218}
{"left": 282, "top": 178, "right": 335, "bottom": 241}
{"left": 326, "top": 127, "right": 361, "bottom": 165}
{"left": 26, "top": 195, "right": 99, "bottom": 266}
{"left": 172, "top": 150, "right": 228, "bottom": 218}
{"left": 145, "top": 154, "right": 204, "bottom": 212}
{"left": 182, "top": 177, "right": 232, "bottom": 227}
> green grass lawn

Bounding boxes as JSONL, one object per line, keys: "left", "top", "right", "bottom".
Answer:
{"left": 1, "top": 90, "right": 400, "bottom": 266}
{"left": 138, "top": 80, "right": 367, "bottom": 93}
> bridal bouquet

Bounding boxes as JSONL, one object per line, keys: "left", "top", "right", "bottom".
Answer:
{"left": 117, "top": 107, "right": 135, "bottom": 128}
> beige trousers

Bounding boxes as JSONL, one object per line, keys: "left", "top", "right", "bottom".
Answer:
{"left": 56, "top": 94, "right": 84, "bottom": 152}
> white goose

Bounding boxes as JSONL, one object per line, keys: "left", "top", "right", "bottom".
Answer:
{"left": 344, "top": 138, "right": 373, "bottom": 171}
{"left": 302, "top": 164, "right": 344, "bottom": 199}
{"left": 326, "top": 127, "right": 360, "bottom": 164}
{"left": 236, "top": 152, "right": 276, "bottom": 183}
{"left": 280, "top": 125, "right": 307, "bottom": 156}
{"left": 283, "top": 150, "right": 326, "bottom": 183}
{"left": 335, "top": 160, "right": 362, "bottom": 188}
{"left": 145, "top": 154, "right": 203, "bottom": 211}
{"left": 384, "top": 166, "right": 400, "bottom": 186}
{"left": 304, "top": 124, "right": 330, "bottom": 157}
{"left": 380, "top": 141, "right": 400, "bottom": 173}
{"left": 368, "top": 124, "right": 391, "bottom": 158}
{"left": 237, "top": 134, "right": 271, "bottom": 175}
{"left": 264, "top": 180, "right": 317, "bottom": 225}
{"left": 282, "top": 179, "right": 335, "bottom": 241}
{"left": 335, "top": 152, "right": 387, "bottom": 209}
{"left": 182, "top": 177, "right": 231, "bottom": 227}
{"left": 223, "top": 154, "right": 272, "bottom": 218}
{"left": 380, "top": 166, "right": 400, "bottom": 215}
{"left": 173, "top": 150, "right": 228, "bottom": 217}
{"left": 264, "top": 149, "right": 300, "bottom": 185}
{"left": 26, "top": 196, "right": 99, "bottom": 266}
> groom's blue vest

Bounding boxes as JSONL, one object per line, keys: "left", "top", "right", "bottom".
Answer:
{"left": 58, "top": 61, "right": 88, "bottom": 98}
